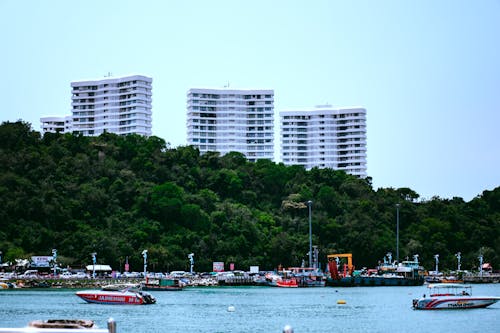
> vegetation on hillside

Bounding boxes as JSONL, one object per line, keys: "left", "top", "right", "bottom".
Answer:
{"left": 0, "top": 121, "right": 498, "bottom": 273}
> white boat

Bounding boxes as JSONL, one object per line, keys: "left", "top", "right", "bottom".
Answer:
{"left": 76, "top": 284, "right": 156, "bottom": 305}
{"left": 0, "top": 281, "right": 17, "bottom": 289}
{"left": 412, "top": 283, "right": 500, "bottom": 310}
{"left": 0, "top": 318, "right": 116, "bottom": 333}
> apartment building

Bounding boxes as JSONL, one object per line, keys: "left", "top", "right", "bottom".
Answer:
{"left": 280, "top": 105, "right": 367, "bottom": 177}
{"left": 40, "top": 115, "right": 72, "bottom": 134}
{"left": 70, "top": 75, "right": 152, "bottom": 136}
{"left": 186, "top": 88, "right": 274, "bottom": 162}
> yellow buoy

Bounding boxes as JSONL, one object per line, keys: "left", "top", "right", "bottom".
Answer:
{"left": 337, "top": 299, "right": 346, "bottom": 304}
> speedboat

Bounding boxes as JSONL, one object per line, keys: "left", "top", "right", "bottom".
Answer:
{"left": 76, "top": 283, "right": 156, "bottom": 305}
{"left": 412, "top": 283, "right": 500, "bottom": 310}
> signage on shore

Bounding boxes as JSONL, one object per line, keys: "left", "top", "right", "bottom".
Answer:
{"left": 31, "top": 256, "right": 52, "bottom": 267}
{"left": 213, "top": 262, "right": 224, "bottom": 272}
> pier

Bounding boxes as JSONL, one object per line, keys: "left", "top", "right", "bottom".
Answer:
{"left": 217, "top": 275, "right": 255, "bottom": 286}
{"left": 463, "top": 274, "right": 500, "bottom": 284}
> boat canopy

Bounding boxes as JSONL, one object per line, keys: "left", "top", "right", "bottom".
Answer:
{"left": 102, "top": 283, "right": 141, "bottom": 291}
{"left": 85, "top": 264, "right": 112, "bottom": 271}
{"left": 428, "top": 283, "right": 470, "bottom": 289}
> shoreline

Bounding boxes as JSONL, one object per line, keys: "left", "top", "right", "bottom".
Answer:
{"left": 3, "top": 275, "right": 499, "bottom": 289}
{"left": 1, "top": 277, "right": 223, "bottom": 289}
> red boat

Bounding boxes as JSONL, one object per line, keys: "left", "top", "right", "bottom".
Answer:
{"left": 76, "top": 284, "right": 156, "bottom": 305}
{"left": 276, "top": 278, "right": 299, "bottom": 288}
{"left": 265, "top": 271, "right": 299, "bottom": 287}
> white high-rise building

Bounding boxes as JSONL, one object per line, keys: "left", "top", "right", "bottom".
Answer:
{"left": 70, "top": 75, "right": 152, "bottom": 136}
{"left": 186, "top": 88, "right": 274, "bottom": 162}
{"left": 280, "top": 105, "right": 367, "bottom": 177}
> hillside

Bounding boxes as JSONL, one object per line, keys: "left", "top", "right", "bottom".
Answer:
{"left": 0, "top": 121, "right": 498, "bottom": 272}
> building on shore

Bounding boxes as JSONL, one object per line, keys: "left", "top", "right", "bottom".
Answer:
{"left": 40, "top": 115, "right": 72, "bottom": 134}
{"left": 40, "top": 74, "right": 152, "bottom": 137}
{"left": 71, "top": 75, "right": 152, "bottom": 136}
{"left": 280, "top": 105, "right": 367, "bottom": 177}
{"left": 186, "top": 87, "right": 275, "bottom": 162}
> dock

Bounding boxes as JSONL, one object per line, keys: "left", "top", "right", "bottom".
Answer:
{"left": 463, "top": 274, "right": 500, "bottom": 284}
{"left": 217, "top": 276, "right": 255, "bottom": 286}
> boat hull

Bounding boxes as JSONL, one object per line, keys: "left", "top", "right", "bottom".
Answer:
{"left": 276, "top": 279, "right": 298, "bottom": 288}
{"left": 299, "top": 279, "right": 326, "bottom": 287}
{"left": 327, "top": 276, "right": 424, "bottom": 287}
{"left": 413, "top": 296, "right": 499, "bottom": 310}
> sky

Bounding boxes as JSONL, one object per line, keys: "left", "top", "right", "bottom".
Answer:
{"left": 1, "top": 0, "right": 499, "bottom": 202}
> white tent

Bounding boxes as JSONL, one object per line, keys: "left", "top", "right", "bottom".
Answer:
{"left": 85, "top": 264, "right": 112, "bottom": 272}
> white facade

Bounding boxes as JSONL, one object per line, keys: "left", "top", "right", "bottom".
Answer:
{"left": 71, "top": 75, "right": 152, "bottom": 136}
{"left": 40, "top": 115, "right": 72, "bottom": 134}
{"left": 280, "top": 105, "right": 367, "bottom": 177}
{"left": 186, "top": 88, "right": 274, "bottom": 162}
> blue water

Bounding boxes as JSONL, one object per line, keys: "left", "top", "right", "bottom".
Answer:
{"left": 1, "top": 284, "right": 499, "bottom": 333}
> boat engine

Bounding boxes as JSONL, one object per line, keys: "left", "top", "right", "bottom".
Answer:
{"left": 141, "top": 292, "right": 156, "bottom": 304}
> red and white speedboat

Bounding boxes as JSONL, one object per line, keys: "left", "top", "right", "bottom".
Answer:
{"left": 412, "top": 283, "right": 499, "bottom": 310}
{"left": 76, "top": 284, "right": 156, "bottom": 305}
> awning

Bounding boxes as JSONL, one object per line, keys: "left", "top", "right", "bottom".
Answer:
{"left": 86, "top": 264, "right": 112, "bottom": 271}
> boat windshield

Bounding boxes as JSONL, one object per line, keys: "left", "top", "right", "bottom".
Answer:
{"left": 101, "top": 284, "right": 141, "bottom": 292}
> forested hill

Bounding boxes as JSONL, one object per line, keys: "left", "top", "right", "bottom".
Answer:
{"left": 1, "top": 121, "right": 499, "bottom": 273}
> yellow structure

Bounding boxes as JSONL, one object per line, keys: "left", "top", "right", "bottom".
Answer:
{"left": 327, "top": 253, "right": 353, "bottom": 272}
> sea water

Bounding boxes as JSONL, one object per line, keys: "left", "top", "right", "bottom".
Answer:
{"left": 1, "top": 284, "right": 499, "bottom": 333}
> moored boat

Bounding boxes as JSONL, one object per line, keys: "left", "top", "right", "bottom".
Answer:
{"left": 296, "top": 275, "right": 326, "bottom": 287}
{"left": 276, "top": 278, "right": 298, "bottom": 288}
{"left": 76, "top": 284, "right": 156, "bottom": 305}
{"left": 142, "top": 277, "right": 183, "bottom": 291}
{"left": 0, "top": 318, "right": 117, "bottom": 333}
{"left": 0, "top": 281, "right": 17, "bottom": 289}
{"left": 288, "top": 267, "right": 326, "bottom": 287}
{"left": 439, "top": 276, "right": 464, "bottom": 284}
{"left": 412, "top": 283, "right": 500, "bottom": 310}
{"left": 265, "top": 271, "right": 299, "bottom": 287}
{"left": 326, "top": 253, "right": 425, "bottom": 287}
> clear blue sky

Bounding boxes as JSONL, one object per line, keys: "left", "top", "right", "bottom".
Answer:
{"left": 1, "top": 0, "right": 499, "bottom": 201}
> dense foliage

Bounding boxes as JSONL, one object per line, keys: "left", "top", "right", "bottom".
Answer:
{"left": 1, "top": 121, "right": 499, "bottom": 273}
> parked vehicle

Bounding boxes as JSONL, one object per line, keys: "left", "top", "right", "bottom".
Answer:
{"left": 74, "top": 272, "right": 90, "bottom": 279}
{"left": 169, "top": 271, "right": 187, "bottom": 278}
{"left": 20, "top": 270, "right": 39, "bottom": 278}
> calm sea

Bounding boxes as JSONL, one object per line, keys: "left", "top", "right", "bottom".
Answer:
{"left": 1, "top": 284, "right": 499, "bottom": 333}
